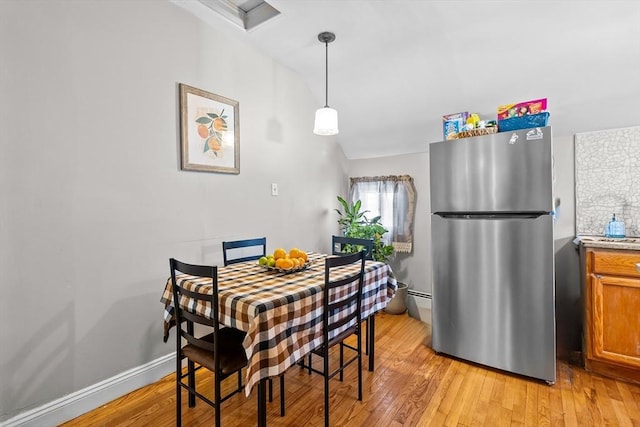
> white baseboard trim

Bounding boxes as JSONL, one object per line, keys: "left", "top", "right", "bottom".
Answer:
{"left": 1, "top": 353, "right": 175, "bottom": 427}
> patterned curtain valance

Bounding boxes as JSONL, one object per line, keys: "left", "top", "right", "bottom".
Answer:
{"left": 349, "top": 175, "right": 416, "bottom": 253}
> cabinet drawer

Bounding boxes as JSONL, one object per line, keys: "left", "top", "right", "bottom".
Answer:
{"left": 592, "top": 250, "right": 640, "bottom": 278}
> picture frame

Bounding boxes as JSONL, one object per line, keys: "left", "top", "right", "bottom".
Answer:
{"left": 179, "top": 83, "right": 240, "bottom": 174}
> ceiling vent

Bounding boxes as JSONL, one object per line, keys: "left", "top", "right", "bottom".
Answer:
{"left": 198, "top": 0, "right": 281, "bottom": 31}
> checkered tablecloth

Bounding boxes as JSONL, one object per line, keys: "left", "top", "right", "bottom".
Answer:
{"left": 160, "top": 252, "right": 397, "bottom": 396}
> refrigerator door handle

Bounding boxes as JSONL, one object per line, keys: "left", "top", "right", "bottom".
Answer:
{"left": 436, "top": 212, "right": 548, "bottom": 219}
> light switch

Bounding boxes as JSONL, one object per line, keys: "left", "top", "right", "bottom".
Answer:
{"left": 271, "top": 183, "right": 278, "bottom": 196}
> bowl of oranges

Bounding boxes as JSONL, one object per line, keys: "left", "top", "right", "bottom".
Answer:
{"left": 258, "top": 247, "right": 311, "bottom": 273}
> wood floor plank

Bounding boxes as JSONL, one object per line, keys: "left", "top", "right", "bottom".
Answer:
{"left": 412, "top": 356, "right": 456, "bottom": 426}
{"left": 510, "top": 376, "right": 527, "bottom": 423}
{"left": 469, "top": 370, "right": 495, "bottom": 426}
{"left": 571, "top": 365, "right": 595, "bottom": 426}
{"left": 612, "top": 399, "right": 634, "bottom": 427}
{"left": 496, "top": 405, "right": 513, "bottom": 426}
{"left": 387, "top": 351, "right": 439, "bottom": 426}
{"left": 549, "top": 365, "right": 566, "bottom": 427}
{"left": 439, "top": 361, "right": 468, "bottom": 426}
{"left": 618, "top": 381, "right": 640, "bottom": 423}
{"left": 501, "top": 374, "right": 516, "bottom": 411}
{"left": 60, "top": 312, "right": 640, "bottom": 427}
{"left": 489, "top": 366, "right": 506, "bottom": 404}
{"left": 523, "top": 380, "right": 538, "bottom": 426}
{"left": 593, "top": 375, "right": 623, "bottom": 426}
{"left": 455, "top": 365, "right": 487, "bottom": 427}
{"left": 633, "top": 389, "right": 640, "bottom": 414}
{"left": 559, "top": 364, "right": 579, "bottom": 426}
{"left": 536, "top": 381, "right": 551, "bottom": 427}
{"left": 580, "top": 367, "right": 606, "bottom": 426}
{"left": 604, "top": 376, "right": 624, "bottom": 400}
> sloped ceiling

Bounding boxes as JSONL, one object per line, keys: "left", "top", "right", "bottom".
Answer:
{"left": 174, "top": 0, "right": 640, "bottom": 159}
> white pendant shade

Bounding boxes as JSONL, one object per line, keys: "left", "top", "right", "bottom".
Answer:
{"left": 314, "top": 32, "right": 338, "bottom": 136}
{"left": 313, "top": 107, "right": 339, "bottom": 135}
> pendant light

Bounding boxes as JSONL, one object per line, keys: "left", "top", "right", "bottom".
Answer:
{"left": 313, "top": 31, "right": 339, "bottom": 135}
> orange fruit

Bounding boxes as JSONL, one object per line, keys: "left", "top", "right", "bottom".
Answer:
{"left": 280, "top": 258, "right": 294, "bottom": 270}
{"left": 213, "top": 117, "right": 227, "bottom": 131}
{"left": 289, "top": 248, "right": 300, "bottom": 258}
{"left": 298, "top": 257, "right": 306, "bottom": 266}
{"left": 298, "top": 251, "right": 308, "bottom": 262}
{"left": 291, "top": 258, "right": 300, "bottom": 268}
{"left": 207, "top": 137, "right": 221, "bottom": 151}
{"left": 273, "top": 248, "right": 287, "bottom": 260}
{"left": 197, "top": 124, "right": 209, "bottom": 138}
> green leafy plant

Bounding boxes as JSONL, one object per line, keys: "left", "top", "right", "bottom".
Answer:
{"left": 335, "top": 196, "right": 394, "bottom": 263}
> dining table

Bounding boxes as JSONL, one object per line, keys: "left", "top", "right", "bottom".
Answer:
{"left": 160, "top": 252, "right": 397, "bottom": 426}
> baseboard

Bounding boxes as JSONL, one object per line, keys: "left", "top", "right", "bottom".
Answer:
{"left": 407, "top": 290, "right": 432, "bottom": 324}
{"left": 1, "top": 353, "right": 175, "bottom": 427}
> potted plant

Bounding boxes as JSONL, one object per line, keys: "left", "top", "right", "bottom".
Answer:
{"left": 335, "top": 196, "right": 395, "bottom": 263}
{"left": 335, "top": 196, "right": 407, "bottom": 314}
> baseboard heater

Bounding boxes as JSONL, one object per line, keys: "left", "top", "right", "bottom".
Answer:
{"left": 406, "top": 289, "right": 432, "bottom": 323}
{"left": 408, "top": 290, "right": 432, "bottom": 300}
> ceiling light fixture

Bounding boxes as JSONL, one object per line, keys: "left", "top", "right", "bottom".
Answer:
{"left": 313, "top": 31, "right": 338, "bottom": 136}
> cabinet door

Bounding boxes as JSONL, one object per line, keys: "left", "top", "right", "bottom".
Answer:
{"left": 589, "top": 274, "right": 640, "bottom": 368}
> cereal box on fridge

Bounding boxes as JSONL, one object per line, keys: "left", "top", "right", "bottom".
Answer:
{"left": 443, "top": 112, "right": 469, "bottom": 140}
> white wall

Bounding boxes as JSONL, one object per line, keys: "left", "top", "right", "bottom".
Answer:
{"left": 552, "top": 135, "right": 576, "bottom": 241}
{"left": 0, "top": 0, "right": 348, "bottom": 421}
{"left": 349, "top": 153, "right": 431, "bottom": 294}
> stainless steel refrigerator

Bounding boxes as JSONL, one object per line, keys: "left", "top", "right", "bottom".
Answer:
{"left": 429, "top": 126, "right": 556, "bottom": 383}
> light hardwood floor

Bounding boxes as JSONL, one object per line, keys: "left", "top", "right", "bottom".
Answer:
{"left": 62, "top": 312, "right": 640, "bottom": 426}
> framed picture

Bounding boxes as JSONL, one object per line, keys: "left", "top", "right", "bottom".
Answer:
{"left": 179, "top": 83, "right": 240, "bottom": 174}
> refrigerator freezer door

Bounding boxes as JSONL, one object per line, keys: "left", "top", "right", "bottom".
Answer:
{"left": 431, "top": 214, "right": 556, "bottom": 382}
{"left": 430, "top": 127, "right": 553, "bottom": 214}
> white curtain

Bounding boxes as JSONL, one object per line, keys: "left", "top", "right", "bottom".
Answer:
{"left": 350, "top": 175, "right": 416, "bottom": 253}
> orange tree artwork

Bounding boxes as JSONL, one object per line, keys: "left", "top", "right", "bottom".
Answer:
{"left": 195, "top": 111, "right": 228, "bottom": 157}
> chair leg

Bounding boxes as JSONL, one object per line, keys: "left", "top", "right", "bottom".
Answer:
{"left": 357, "top": 331, "right": 363, "bottom": 401}
{"left": 368, "top": 315, "right": 376, "bottom": 371}
{"left": 187, "top": 360, "right": 196, "bottom": 407}
{"left": 280, "top": 374, "right": 286, "bottom": 416}
{"left": 176, "top": 361, "right": 182, "bottom": 427}
{"left": 339, "top": 343, "right": 344, "bottom": 382}
{"left": 215, "top": 369, "right": 222, "bottom": 427}
{"left": 268, "top": 378, "right": 273, "bottom": 402}
{"left": 324, "top": 347, "right": 330, "bottom": 427}
{"left": 237, "top": 370, "right": 242, "bottom": 392}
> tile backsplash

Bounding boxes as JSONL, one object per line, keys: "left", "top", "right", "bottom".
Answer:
{"left": 575, "top": 125, "right": 640, "bottom": 237}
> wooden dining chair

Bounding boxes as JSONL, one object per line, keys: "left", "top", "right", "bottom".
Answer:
{"left": 301, "top": 251, "right": 366, "bottom": 427}
{"left": 222, "top": 237, "right": 267, "bottom": 266}
{"left": 332, "top": 235, "right": 374, "bottom": 260}
{"left": 170, "top": 258, "right": 247, "bottom": 427}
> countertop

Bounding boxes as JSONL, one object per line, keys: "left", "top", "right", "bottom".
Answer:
{"left": 575, "top": 235, "right": 640, "bottom": 251}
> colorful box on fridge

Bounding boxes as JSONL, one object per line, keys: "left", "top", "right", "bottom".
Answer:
{"left": 442, "top": 112, "right": 469, "bottom": 140}
{"left": 498, "top": 112, "right": 550, "bottom": 132}
{"left": 497, "top": 98, "right": 547, "bottom": 120}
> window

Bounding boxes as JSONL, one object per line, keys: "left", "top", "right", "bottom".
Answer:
{"left": 350, "top": 175, "right": 416, "bottom": 253}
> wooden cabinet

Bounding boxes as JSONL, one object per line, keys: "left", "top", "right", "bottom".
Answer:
{"left": 583, "top": 247, "right": 640, "bottom": 383}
